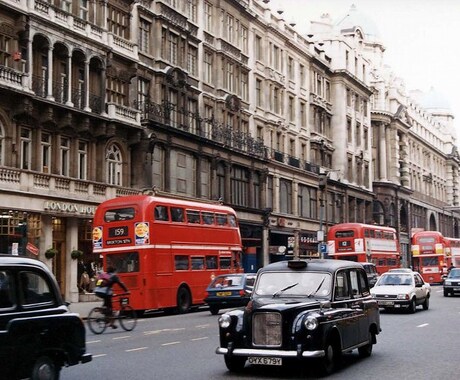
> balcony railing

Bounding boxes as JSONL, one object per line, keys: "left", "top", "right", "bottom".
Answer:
{"left": 0, "top": 167, "right": 138, "bottom": 203}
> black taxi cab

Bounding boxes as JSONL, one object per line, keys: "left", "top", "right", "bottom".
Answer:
{"left": 0, "top": 254, "right": 91, "bottom": 380}
{"left": 215, "top": 259, "right": 381, "bottom": 376}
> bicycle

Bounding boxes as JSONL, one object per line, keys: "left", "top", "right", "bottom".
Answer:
{"left": 87, "top": 293, "right": 137, "bottom": 334}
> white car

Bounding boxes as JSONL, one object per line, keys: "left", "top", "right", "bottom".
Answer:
{"left": 370, "top": 271, "right": 430, "bottom": 313}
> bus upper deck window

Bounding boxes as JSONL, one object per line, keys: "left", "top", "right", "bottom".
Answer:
{"left": 104, "top": 207, "right": 135, "bottom": 222}
{"left": 228, "top": 215, "right": 237, "bottom": 227}
{"left": 202, "top": 212, "right": 215, "bottom": 225}
{"left": 216, "top": 214, "right": 227, "bottom": 226}
{"left": 186, "top": 210, "right": 200, "bottom": 224}
{"left": 154, "top": 206, "right": 168, "bottom": 221}
{"left": 171, "top": 207, "right": 184, "bottom": 222}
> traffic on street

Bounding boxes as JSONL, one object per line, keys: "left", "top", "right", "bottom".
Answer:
{"left": 63, "top": 286, "right": 459, "bottom": 379}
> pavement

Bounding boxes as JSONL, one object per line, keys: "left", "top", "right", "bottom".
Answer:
{"left": 68, "top": 300, "right": 101, "bottom": 319}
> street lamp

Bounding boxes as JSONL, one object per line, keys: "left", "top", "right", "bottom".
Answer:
{"left": 318, "top": 173, "right": 327, "bottom": 258}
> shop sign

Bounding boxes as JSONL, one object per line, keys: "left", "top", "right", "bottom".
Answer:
{"left": 26, "top": 242, "right": 39, "bottom": 256}
{"left": 43, "top": 201, "right": 96, "bottom": 215}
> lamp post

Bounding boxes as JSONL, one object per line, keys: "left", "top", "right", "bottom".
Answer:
{"left": 318, "top": 173, "right": 327, "bottom": 258}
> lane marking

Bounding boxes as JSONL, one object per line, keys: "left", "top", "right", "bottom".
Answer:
{"left": 113, "top": 336, "right": 130, "bottom": 340}
{"left": 87, "top": 340, "right": 101, "bottom": 344}
{"left": 417, "top": 323, "right": 429, "bottom": 328}
{"left": 195, "top": 324, "right": 210, "bottom": 329}
{"left": 191, "top": 337, "right": 209, "bottom": 341}
{"left": 126, "top": 347, "right": 148, "bottom": 352}
{"left": 162, "top": 341, "right": 181, "bottom": 346}
{"left": 92, "top": 354, "right": 107, "bottom": 358}
{"left": 144, "top": 328, "right": 185, "bottom": 335}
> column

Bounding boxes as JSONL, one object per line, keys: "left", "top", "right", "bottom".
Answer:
{"left": 66, "top": 53, "right": 73, "bottom": 106}
{"left": 46, "top": 45, "right": 54, "bottom": 100}
{"left": 66, "top": 218, "right": 80, "bottom": 303}
{"left": 379, "top": 122, "right": 387, "bottom": 180}
{"left": 84, "top": 59, "right": 91, "bottom": 112}
{"left": 24, "top": 38, "right": 33, "bottom": 91}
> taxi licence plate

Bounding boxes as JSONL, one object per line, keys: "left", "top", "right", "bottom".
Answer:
{"left": 248, "top": 357, "right": 282, "bottom": 366}
{"left": 216, "top": 291, "right": 232, "bottom": 297}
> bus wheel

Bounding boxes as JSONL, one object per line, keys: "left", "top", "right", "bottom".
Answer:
{"left": 177, "top": 286, "right": 191, "bottom": 314}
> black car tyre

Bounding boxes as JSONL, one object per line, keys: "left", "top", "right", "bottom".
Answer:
{"left": 224, "top": 355, "right": 246, "bottom": 372}
{"left": 408, "top": 298, "right": 416, "bottom": 314}
{"left": 318, "top": 340, "right": 340, "bottom": 376}
{"left": 177, "top": 286, "right": 191, "bottom": 314}
{"left": 422, "top": 295, "right": 430, "bottom": 310}
{"left": 358, "top": 332, "right": 374, "bottom": 358}
{"left": 443, "top": 289, "right": 449, "bottom": 297}
{"left": 31, "top": 356, "right": 61, "bottom": 380}
{"left": 209, "top": 306, "right": 220, "bottom": 315}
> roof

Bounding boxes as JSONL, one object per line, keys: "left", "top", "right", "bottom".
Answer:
{"left": 334, "top": 4, "right": 381, "bottom": 41}
{"left": 259, "top": 259, "right": 364, "bottom": 273}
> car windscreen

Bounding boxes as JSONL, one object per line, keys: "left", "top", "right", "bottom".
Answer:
{"left": 377, "top": 274, "right": 412, "bottom": 286}
{"left": 254, "top": 271, "right": 332, "bottom": 298}
{"left": 210, "top": 275, "right": 244, "bottom": 288}
{"left": 447, "top": 269, "right": 460, "bottom": 279}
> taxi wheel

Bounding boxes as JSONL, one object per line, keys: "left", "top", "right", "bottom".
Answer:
{"left": 224, "top": 355, "right": 246, "bottom": 372}
{"left": 318, "top": 340, "right": 340, "bottom": 376}
{"left": 31, "top": 356, "right": 61, "bottom": 380}
{"left": 358, "top": 332, "right": 374, "bottom": 358}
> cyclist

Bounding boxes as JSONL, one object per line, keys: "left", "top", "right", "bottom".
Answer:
{"left": 94, "top": 266, "right": 129, "bottom": 329}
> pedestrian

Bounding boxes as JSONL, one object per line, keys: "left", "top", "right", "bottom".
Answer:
{"left": 448, "top": 263, "right": 455, "bottom": 273}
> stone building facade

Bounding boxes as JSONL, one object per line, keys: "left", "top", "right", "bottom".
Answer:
{"left": 0, "top": 0, "right": 458, "bottom": 302}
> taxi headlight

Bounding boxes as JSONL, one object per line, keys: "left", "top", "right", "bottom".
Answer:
{"left": 304, "top": 315, "right": 319, "bottom": 331}
{"left": 218, "top": 314, "right": 232, "bottom": 329}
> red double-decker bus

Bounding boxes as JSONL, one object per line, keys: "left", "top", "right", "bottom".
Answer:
{"left": 327, "top": 223, "right": 401, "bottom": 274}
{"left": 92, "top": 194, "right": 243, "bottom": 314}
{"left": 445, "top": 237, "right": 460, "bottom": 267}
{"left": 412, "top": 231, "right": 451, "bottom": 283}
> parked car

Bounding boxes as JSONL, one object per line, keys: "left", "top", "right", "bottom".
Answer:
{"left": 370, "top": 270, "right": 430, "bottom": 313}
{"left": 0, "top": 254, "right": 92, "bottom": 380}
{"left": 204, "top": 273, "right": 256, "bottom": 315}
{"left": 362, "top": 262, "right": 379, "bottom": 287}
{"left": 216, "top": 259, "right": 381, "bottom": 376}
{"left": 443, "top": 268, "right": 460, "bottom": 296}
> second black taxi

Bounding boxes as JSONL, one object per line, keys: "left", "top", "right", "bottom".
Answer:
{"left": 216, "top": 259, "right": 381, "bottom": 376}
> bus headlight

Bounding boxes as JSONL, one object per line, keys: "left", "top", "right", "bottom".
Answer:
{"left": 218, "top": 314, "right": 232, "bottom": 329}
{"left": 304, "top": 315, "right": 319, "bottom": 331}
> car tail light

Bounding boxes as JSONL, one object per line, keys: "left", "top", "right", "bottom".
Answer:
{"left": 239, "top": 290, "right": 245, "bottom": 296}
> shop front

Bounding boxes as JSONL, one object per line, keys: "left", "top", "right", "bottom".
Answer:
{"left": 0, "top": 198, "right": 98, "bottom": 303}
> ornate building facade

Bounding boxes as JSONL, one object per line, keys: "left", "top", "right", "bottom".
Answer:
{"left": 0, "top": 0, "right": 458, "bottom": 301}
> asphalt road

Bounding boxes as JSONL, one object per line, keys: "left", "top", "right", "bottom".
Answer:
{"left": 63, "top": 285, "right": 458, "bottom": 379}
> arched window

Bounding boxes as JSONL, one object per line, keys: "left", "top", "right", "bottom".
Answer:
{"left": 372, "top": 201, "right": 384, "bottom": 225}
{"left": 106, "top": 144, "right": 123, "bottom": 185}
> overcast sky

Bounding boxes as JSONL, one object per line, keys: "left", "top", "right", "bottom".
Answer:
{"left": 267, "top": 0, "right": 460, "bottom": 137}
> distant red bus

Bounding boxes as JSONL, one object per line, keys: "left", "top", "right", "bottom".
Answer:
{"left": 412, "top": 231, "right": 451, "bottom": 283}
{"left": 445, "top": 237, "right": 460, "bottom": 267}
{"left": 92, "top": 195, "right": 243, "bottom": 313}
{"left": 327, "top": 223, "right": 401, "bottom": 274}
